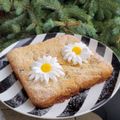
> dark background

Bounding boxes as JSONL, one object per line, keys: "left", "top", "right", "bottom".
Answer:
{"left": 95, "top": 89, "right": 120, "bottom": 120}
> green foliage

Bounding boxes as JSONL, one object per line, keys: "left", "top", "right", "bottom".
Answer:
{"left": 0, "top": 0, "right": 11, "bottom": 12}
{"left": 61, "top": 5, "right": 92, "bottom": 22}
{"left": 93, "top": 17, "right": 120, "bottom": 56}
{"left": 79, "top": 0, "right": 120, "bottom": 20}
{"left": 68, "top": 22, "right": 97, "bottom": 37}
{"left": 36, "top": 0, "right": 61, "bottom": 11}
{"left": 14, "top": 0, "right": 29, "bottom": 15}
{"left": 0, "top": 0, "right": 120, "bottom": 57}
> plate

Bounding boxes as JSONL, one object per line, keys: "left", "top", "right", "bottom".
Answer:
{"left": 0, "top": 33, "right": 120, "bottom": 119}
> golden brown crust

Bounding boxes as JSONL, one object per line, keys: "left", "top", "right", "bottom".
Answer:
{"left": 7, "top": 35, "right": 113, "bottom": 108}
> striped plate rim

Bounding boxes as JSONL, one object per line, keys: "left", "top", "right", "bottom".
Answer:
{"left": 0, "top": 33, "right": 120, "bottom": 119}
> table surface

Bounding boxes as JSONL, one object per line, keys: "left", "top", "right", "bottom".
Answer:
{"left": 0, "top": 102, "right": 102, "bottom": 120}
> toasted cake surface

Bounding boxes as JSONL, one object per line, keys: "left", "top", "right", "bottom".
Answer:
{"left": 7, "top": 35, "right": 113, "bottom": 108}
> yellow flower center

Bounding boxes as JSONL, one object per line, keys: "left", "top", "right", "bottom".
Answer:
{"left": 72, "top": 46, "right": 82, "bottom": 55}
{"left": 41, "top": 63, "right": 51, "bottom": 73}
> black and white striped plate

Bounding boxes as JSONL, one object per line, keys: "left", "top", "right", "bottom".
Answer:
{"left": 0, "top": 33, "right": 120, "bottom": 119}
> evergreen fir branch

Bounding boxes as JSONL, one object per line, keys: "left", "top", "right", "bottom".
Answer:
{"left": 94, "top": 17, "right": 120, "bottom": 54}
{"left": 27, "top": 9, "right": 43, "bottom": 34}
{"left": 26, "top": 23, "right": 36, "bottom": 31}
{"left": 0, "top": 13, "right": 26, "bottom": 35}
{"left": 43, "top": 19, "right": 80, "bottom": 32}
{"left": 88, "top": 0, "right": 98, "bottom": 17}
{"left": 67, "top": 22, "right": 97, "bottom": 38}
{"left": 62, "top": 5, "right": 91, "bottom": 22}
{"left": 35, "top": 25, "right": 43, "bottom": 34}
{"left": 33, "top": 0, "right": 61, "bottom": 11}
{"left": 79, "top": 0, "right": 120, "bottom": 20}
{"left": 11, "top": 24, "right": 21, "bottom": 33}
{"left": 14, "top": 0, "right": 30, "bottom": 15}
{"left": 0, "top": 0, "right": 120, "bottom": 57}
{"left": 0, "top": 0, "right": 11, "bottom": 12}
{"left": 0, "top": 13, "right": 26, "bottom": 27}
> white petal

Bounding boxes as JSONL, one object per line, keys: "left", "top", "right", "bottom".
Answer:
{"left": 72, "top": 59, "right": 78, "bottom": 65}
{"left": 81, "top": 53, "right": 89, "bottom": 61}
{"left": 43, "top": 56, "right": 48, "bottom": 63}
{"left": 80, "top": 47, "right": 91, "bottom": 61}
{"left": 35, "top": 74, "right": 40, "bottom": 81}
{"left": 50, "top": 75, "right": 57, "bottom": 82}
{"left": 32, "top": 62, "right": 40, "bottom": 67}
{"left": 29, "top": 74, "right": 35, "bottom": 80}
{"left": 60, "top": 71, "right": 65, "bottom": 76}
{"left": 53, "top": 57, "right": 58, "bottom": 62}
{"left": 52, "top": 71, "right": 60, "bottom": 77}
{"left": 46, "top": 56, "right": 52, "bottom": 63}
{"left": 37, "top": 59, "right": 44, "bottom": 64}
{"left": 32, "top": 67, "right": 40, "bottom": 73}
{"left": 63, "top": 52, "right": 71, "bottom": 60}
{"left": 68, "top": 55, "right": 73, "bottom": 62}
{"left": 65, "top": 45, "right": 72, "bottom": 49}
{"left": 78, "top": 42, "right": 86, "bottom": 48}
{"left": 44, "top": 74, "right": 49, "bottom": 84}
{"left": 56, "top": 69, "right": 65, "bottom": 76}
{"left": 40, "top": 74, "right": 44, "bottom": 82}
{"left": 52, "top": 64, "right": 62, "bottom": 70}
{"left": 77, "top": 57, "right": 82, "bottom": 64}
{"left": 63, "top": 49, "right": 71, "bottom": 53}
{"left": 48, "top": 55, "right": 52, "bottom": 60}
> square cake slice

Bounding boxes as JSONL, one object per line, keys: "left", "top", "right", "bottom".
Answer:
{"left": 7, "top": 35, "right": 113, "bottom": 108}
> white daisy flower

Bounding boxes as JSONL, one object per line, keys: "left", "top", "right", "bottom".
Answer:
{"left": 29, "top": 56, "right": 65, "bottom": 83}
{"left": 62, "top": 42, "right": 92, "bottom": 65}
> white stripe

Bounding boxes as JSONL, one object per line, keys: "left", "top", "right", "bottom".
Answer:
{"left": 30, "top": 34, "right": 46, "bottom": 44}
{"left": 104, "top": 47, "right": 113, "bottom": 63}
{"left": 42, "top": 99, "right": 70, "bottom": 118}
{"left": 30, "top": 33, "right": 65, "bottom": 45}
{"left": 88, "top": 38, "right": 98, "bottom": 52}
{"left": 0, "top": 81, "right": 22, "bottom": 101}
{"left": 74, "top": 34, "right": 82, "bottom": 41}
{"left": 75, "top": 42, "right": 113, "bottom": 116}
{"left": 14, "top": 99, "right": 35, "bottom": 112}
{"left": 104, "top": 48, "right": 119, "bottom": 98}
{"left": 111, "top": 71, "right": 120, "bottom": 98}
{"left": 75, "top": 82, "right": 105, "bottom": 116}
{"left": 0, "top": 65, "right": 13, "bottom": 82}
{"left": 56, "top": 33, "right": 65, "bottom": 37}
{"left": 0, "top": 41, "right": 19, "bottom": 58}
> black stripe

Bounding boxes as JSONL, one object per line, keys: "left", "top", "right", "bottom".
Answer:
{"left": 58, "top": 89, "right": 89, "bottom": 117}
{"left": 112, "top": 54, "right": 120, "bottom": 71}
{"left": 0, "top": 55, "right": 6, "bottom": 60}
{"left": 96, "top": 42, "right": 106, "bottom": 57}
{"left": 92, "top": 53, "right": 120, "bottom": 109}
{"left": 14, "top": 37, "right": 35, "bottom": 48}
{"left": 81, "top": 36, "right": 90, "bottom": 46}
{"left": 4, "top": 89, "right": 28, "bottom": 108}
{"left": 0, "top": 60, "right": 9, "bottom": 70}
{"left": 28, "top": 107, "right": 50, "bottom": 116}
{"left": 0, "top": 73, "right": 17, "bottom": 93}
{"left": 43, "top": 33, "right": 57, "bottom": 41}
